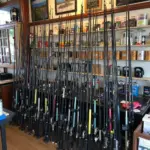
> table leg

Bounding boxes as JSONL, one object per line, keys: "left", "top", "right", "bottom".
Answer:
{"left": 0, "top": 124, "right": 7, "bottom": 150}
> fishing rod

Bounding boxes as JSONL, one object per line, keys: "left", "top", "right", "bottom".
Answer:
{"left": 123, "top": 0, "right": 134, "bottom": 149}
{"left": 57, "top": 15, "right": 70, "bottom": 149}
{"left": 43, "top": 21, "right": 52, "bottom": 143}
{"left": 67, "top": 12, "right": 78, "bottom": 150}
{"left": 57, "top": 18, "right": 67, "bottom": 149}
{"left": 12, "top": 23, "right": 23, "bottom": 125}
{"left": 44, "top": 8, "right": 55, "bottom": 143}
{"left": 81, "top": 8, "right": 91, "bottom": 150}
{"left": 92, "top": 12, "right": 101, "bottom": 150}
{"left": 51, "top": 16, "right": 63, "bottom": 144}
{"left": 75, "top": 4, "right": 84, "bottom": 150}
{"left": 38, "top": 24, "right": 48, "bottom": 138}
{"left": 110, "top": 0, "right": 121, "bottom": 149}
{"left": 24, "top": 27, "right": 35, "bottom": 132}
{"left": 127, "top": 1, "right": 134, "bottom": 148}
{"left": 28, "top": 25, "right": 39, "bottom": 135}
{"left": 103, "top": 0, "right": 110, "bottom": 149}
{"left": 32, "top": 24, "right": 45, "bottom": 138}
{"left": 19, "top": 22, "right": 30, "bottom": 131}
{"left": 61, "top": 16, "right": 73, "bottom": 150}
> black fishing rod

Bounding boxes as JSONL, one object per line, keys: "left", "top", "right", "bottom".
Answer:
{"left": 123, "top": 0, "right": 134, "bottom": 149}
{"left": 57, "top": 15, "right": 70, "bottom": 149}
{"left": 32, "top": 24, "right": 45, "bottom": 138}
{"left": 110, "top": 0, "right": 120, "bottom": 149}
{"left": 28, "top": 25, "right": 39, "bottom": 135}
{"left": 92, "top": 12, "right": 101, "bottom": 150}
{"left": 75, "top": 4, "right": 84, "bottom": 150}
{"left": 43, "top": 21, "right": 52, "bottom": 143}
{"left": 103, "top": 0, "right": 110, "bottom": 149}
{"left": 67, "top": 12, "right": 78, "bottom": 150}
{"left": 127, "top": 2, "right": 134, "bottom": 149}
{"left": 19, "top": 23, "right": 30, "bottom": 131}
{"left": 24, "top": 27, "right": 35, "bottom": 132}
{"left": 62, "top": 16, "right": 73, "bottom": 150}
{"left": 57, "top": 17, "right": 67, "bottom": 149}
{"left": 12, "top": 23, "right": 23, "bottom": 125}
{"left": 51, "top": 16, "right": 63, "bottom": 144}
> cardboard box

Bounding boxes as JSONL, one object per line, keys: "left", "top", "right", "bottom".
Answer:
{"left": 145, "top": 51, "right": 150, "bottom": 61}
{"left": 108, "top": 51, "right": 112, "bottom": 60}
{"left": 142, "top": 114, "right": 150, "bottom": 135}
{"left": 121, "top": 50, "right": 127, "bottom": 60}
{"left": 92, "top": 64, "right": 101, "bottom": 75}
{"left": 131, "top": 51, "right": 137, "bottom": 60}
{"left": 116, "top": 51, "right": 121, "bottom": 60}
{"left": 93, "top": 51, "right": 104, "bottom": 60}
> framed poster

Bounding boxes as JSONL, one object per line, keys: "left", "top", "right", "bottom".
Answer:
{"left": 116, "top": 0, "right": 148, "bottom": 6}
{"left": 31, "top": 0, "right": 49, "bottom": 21}
{"left": 84, "top": 0, "right": 102, "bottom": 12}
{"left": 55, "top": 0, "right": 77, "bottom": 15}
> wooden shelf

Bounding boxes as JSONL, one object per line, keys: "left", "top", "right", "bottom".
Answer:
{"left": 29, "top": 1, "right": 150, "bottom": 26}
{"left": 0, "top": 0, "right": 19, "bottom": 10}
{"left": 0, "top": 22, "right": 18, "bottom": 29}
{"left": 0, "top": 64, "right": 14, "bottom": 69}
{"left": 40, "top": 69, "right": 150, "bottom": 81}
{"left": 0, "top": 79, "right": 13, "bottom": 85}
{"left": 49, "top": 25, "right": 150, "bottom": 36}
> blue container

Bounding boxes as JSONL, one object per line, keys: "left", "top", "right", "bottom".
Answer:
{"left": 132, "top": 84, "right": 139, "bottom": 97}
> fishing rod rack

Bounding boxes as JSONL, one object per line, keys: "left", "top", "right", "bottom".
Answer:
{"left": 12, "top": 2, "right": 135, "bottom": 150}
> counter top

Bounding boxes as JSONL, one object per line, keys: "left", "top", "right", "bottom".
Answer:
{"left": 0, "top": 79, "right": 13, "bottom": 85}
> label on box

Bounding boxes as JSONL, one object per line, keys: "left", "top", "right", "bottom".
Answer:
{"left": 138, "top": 137, "right": 150, "bottom": 150}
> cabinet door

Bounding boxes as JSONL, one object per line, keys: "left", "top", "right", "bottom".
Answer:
{"left": 1, "top": 84, "right": 13, "bottom": 109}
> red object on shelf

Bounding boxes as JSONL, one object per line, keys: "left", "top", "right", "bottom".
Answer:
{"left": 45, "top": 41, "right": 48, "bottom": 47}
{"left": 38, "top": 41, "right": 42, "bottom": 48}
{"left": 120, "top": 101, "right": 142, "bottom": 109}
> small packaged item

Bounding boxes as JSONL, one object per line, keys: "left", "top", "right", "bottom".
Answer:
{"left": 99, "top": 51, "right": 104, "bottom": 60}
{"left": 92, "top": 64, "right": 101, "bottom": 75}
{"left": 121, "top": 17, "right": 126, "bottom": 28}
{"left": 108, "top": 51, "right": 112, "bottom": 60}
{"left": 137, "top": 14, "right": 148, "bottom": 27}
{"left": 116, "top": 51, "right": 121, "bottom": 60}
{"left": 132, "top": 83, "right": 139, "bottom": 97}
{"left": 137, "top": 51, "right": 145, "bottom": 60}
{"left": 121, "top": 51, "right": 127, "bottom": 60}
{"left": 129, "top": 16, "right": 137, "bottom": 27}
{"left": 145, "top": 51, "right": 150, "bottom": 61}
{"left": 131, "top": 51, "right": 137, "bottom": 60}
{"left": 115, "top": 17, "right": 122, "bottom": 29}
{"left": 143, "top": 86, "right": 150, "bottom": 97}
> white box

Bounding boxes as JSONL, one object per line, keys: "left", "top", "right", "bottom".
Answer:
{"left": 138, "top": 137, "right": 150, "bottom": 150}
{"left": 142, "top": 114, "right": 150, "bottom": 135}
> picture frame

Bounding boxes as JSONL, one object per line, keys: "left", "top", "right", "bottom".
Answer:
{"left": 84, "top": 0, "right": 102, "bottom": 12}
{"left": 55, "top": 0, "right": 77, "bottom": 15}
{"left": 31, "top": 0, "right": 49, "bottom": 21}
{"left": 116, "top": 0, "right": 147, "bottom": 6}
